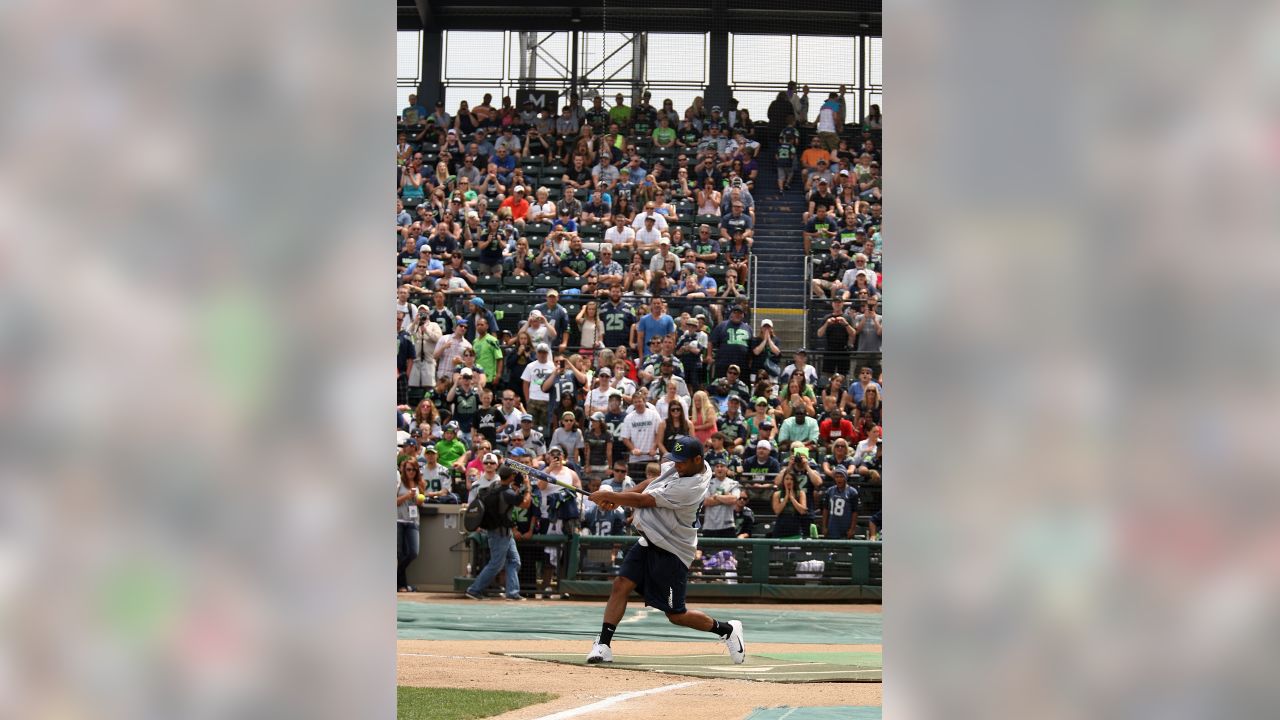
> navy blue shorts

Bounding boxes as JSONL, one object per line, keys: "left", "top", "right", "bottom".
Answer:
{"left": 618, "top": 539, "right": 689, "bottom": 614}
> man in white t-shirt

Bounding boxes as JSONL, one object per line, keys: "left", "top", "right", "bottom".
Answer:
{"left": 648, "top": 238, "right": 678, "bottom": 273}
{"left": 585, "top": 368, "right": 615, "bottom": 416}
{"left": 604, "top": 215, "right": 636, "bottom": 250}
{"left": 630, "top": 203, "right": 670, "bottom": 233}
{"left": 397, "top": 286, "right": 417, "bottom": 332}
{"left": 619, "top": 388, "right": 662, "bottom": 467}
{"left": 635, "top": 216, "right": 666, "bottom": 250}
{"left": 520, "top": 343, "right": 558, "bottom": 430}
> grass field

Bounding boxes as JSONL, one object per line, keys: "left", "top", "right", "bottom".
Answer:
{"left": 397, "top": 687, "right": 557, "bottom": 720}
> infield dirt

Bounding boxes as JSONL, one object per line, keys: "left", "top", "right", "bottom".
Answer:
{"left": 398, "top": 596, "right": 881, "bottom": 720}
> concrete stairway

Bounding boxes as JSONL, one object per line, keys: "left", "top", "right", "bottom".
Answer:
{"left": 750, "top": 144, "right": 809, "bottom": 349}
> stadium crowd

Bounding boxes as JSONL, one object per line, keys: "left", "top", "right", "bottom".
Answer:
{"left": 395, "top": 85, "right": 882, "bottom": 596}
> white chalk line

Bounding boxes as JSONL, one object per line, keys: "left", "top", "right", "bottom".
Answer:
{"left": 397, "top": 653, "right": 505, "bottom": 660}
{"left": 527, "top": 681, "right": 702, "bottom": 720}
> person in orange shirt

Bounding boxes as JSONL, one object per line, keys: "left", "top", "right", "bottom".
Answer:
{"left": 799, "top": 136, "right": 834, "bottom": 184}
{"left": 498, "top": 185, "right": 531, "bottom": 228}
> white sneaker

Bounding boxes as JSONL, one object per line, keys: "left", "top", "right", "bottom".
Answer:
{"left": 723, "top": 620, "right": 746, "bottom": 664}
{"left": 586, "top": 639, "right": 613, "bottom": 664}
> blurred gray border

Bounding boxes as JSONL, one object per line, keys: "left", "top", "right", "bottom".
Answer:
{"left": 0, "top": 2, "right": 394, "bottom": 718}
{"left": 888, "top": 0, "right": 1280, "bottom": 717}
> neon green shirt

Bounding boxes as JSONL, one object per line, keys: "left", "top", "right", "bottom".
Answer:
{"left": 472, "top": 333, "right": 503, "bottom": 380}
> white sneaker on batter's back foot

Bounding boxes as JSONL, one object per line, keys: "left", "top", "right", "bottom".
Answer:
{"left": 724, "top": 620, "right": 746, "bottom": 664}
{"left": 586, "top": 639, "right": 613, "bottom": 664}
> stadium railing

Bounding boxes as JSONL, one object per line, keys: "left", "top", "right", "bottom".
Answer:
{"left": 562, "top": 535, "right": 881, "bottom": 601}
{"left": 451, "top": 534, "right": 881, "bottom": 601}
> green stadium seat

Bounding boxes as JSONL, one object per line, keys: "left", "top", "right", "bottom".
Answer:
{"left": 474, "top": 275, "right": 501, "bottom": 291}
{"left": 526, "top": 222, "right": 552, "bottom": 235}
{"left": 503, "top": 275, "right": 532, "bottom": 289}
{"left": 533, "top": 274, "right": 562, "bottom": 291}
{"left": 496, "top": 303, "right": 526, "bottom": 333}
{"left": 562, "top": 276, "right": 587, "bottom": 290}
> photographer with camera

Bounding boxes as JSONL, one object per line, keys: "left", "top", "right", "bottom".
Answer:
{"left": 465, "top": 466, "right": 532, "bottom": 601}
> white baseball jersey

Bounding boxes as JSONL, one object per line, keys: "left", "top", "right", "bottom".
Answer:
{"left": 632, "top": 460, "right": 712, "bottom": 566}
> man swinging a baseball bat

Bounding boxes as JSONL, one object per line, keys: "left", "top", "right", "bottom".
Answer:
{"left": 584, "top": 435, "right": 747, "bottom": 665}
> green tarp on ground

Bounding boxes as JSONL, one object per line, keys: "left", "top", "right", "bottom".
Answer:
{"left": 499, "top": 651, "right": 882, "bottom": 683}
{"left": 744, "top": 707, "right": 882, "bottom": 720}
{"left": 397, "top": 601, "right": 881, "bottom": 644}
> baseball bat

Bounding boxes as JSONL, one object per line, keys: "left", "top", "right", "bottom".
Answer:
{"left": 501, "top": 457, "right": 592, "bottom": 497}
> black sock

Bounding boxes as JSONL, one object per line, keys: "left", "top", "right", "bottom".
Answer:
{"left": 600, "top": 622, "right": 617, "bottom": 646}
{"left": 710, "top": 619, "right": 733, "bottom": 638}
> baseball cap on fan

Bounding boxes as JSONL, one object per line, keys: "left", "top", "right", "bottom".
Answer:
{"left": 665, "top": 435, "right": 704, "bottom": 463}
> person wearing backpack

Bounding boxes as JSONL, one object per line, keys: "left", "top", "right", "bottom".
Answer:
{"left": 465, "top": 466, "right": 532, "bottom": 601}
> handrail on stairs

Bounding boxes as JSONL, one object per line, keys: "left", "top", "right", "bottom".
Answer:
{"left": 802, "top": 253, "right": 813, "bottom": 348}
{"left": 750, "top": 247, "right": 759, "bottom": 331}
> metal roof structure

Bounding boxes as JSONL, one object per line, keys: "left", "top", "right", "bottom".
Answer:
{"left": 400, "top": 0, "right": 881, "bottom": 36}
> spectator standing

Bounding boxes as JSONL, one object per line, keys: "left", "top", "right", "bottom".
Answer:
{"left": 675, "top": 315, "right": 708, "bottom": 390}
{"left": 852, "top": 295, "right": 882, "bottom": 353}
{"left": 470, "top": 315, "right": 504, "bottom": 383}
{"left": 534, "top": 289, "right": 572, "bottom": 352}
{"left": 732, "top": 495, "right": 756, "bottom": 538}
{"left": 816, "top": 92, "right": 841, "bottom": 150}
{"left": 396, "top": 460, "right": 425, "bottom": 592}
{"left": 770, "top": 471, "right": 808, "bottom": 539}
{"left": 701, "top": 459, "right": 743, "bottom": 538}
{"left": 419, "top": 444, "right": 457, "bottom": 503}
{"left": 619, "top": 389, "right": 662, "bottom": 470}
{"left": 406, "top": 311, "right": 442, "bottom": 406}
{"left": 550, "top": 411, "right": 586, "bottom": 467}
{"left": 633, "top": 297, "right": 676, "bottom": 357}
{"left": 709, "top": 305, "right": 752, "bottom": 378}
{"left": 434, "top": 320, "right": 472, "bottom": 381}
{"left": 397, "top": 316, "right": 416, "bottom": 405}
{"left": 521, "top": 343, "right": 558, "bottom": 428}
{"left": 821, "top": 467, "right": 860, "bottom": 539}
{"left": 689, "top": 390, "right": 719, "bottom": 445}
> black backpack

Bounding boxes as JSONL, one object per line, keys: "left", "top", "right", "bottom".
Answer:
{"left": 464, "top": 483, "right": 512, "bottom": 532}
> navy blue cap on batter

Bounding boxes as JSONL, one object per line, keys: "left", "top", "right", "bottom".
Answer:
{"left": 665, "top": 435, "right": 704, "bottom": 463}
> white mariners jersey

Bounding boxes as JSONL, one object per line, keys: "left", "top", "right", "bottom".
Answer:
{"left": 632, "top": 460, "right": 712, "bottom": 567}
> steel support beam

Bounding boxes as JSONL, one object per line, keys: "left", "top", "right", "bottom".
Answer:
{"left": 570, "top": 31, "right": 579, "bottom": 99}
{"left": 706, "top": 0, "right": 731, "bottom": 110}
{"left": 415, "top": 0, "right": 446, "bottom": 108}
{"left": 418, "top": 29, "right": 445, "bottom": 110}
{"left": 630, "top": 33, "right": 647, "bottom": 104}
